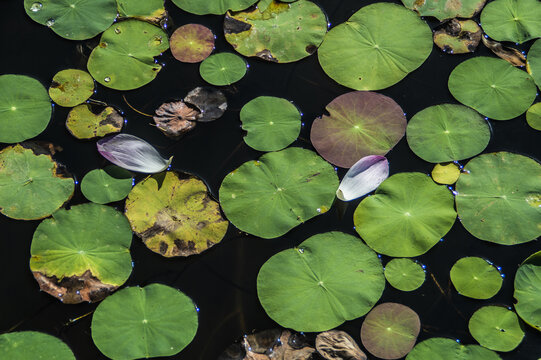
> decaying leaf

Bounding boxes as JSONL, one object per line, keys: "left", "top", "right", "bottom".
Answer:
{"left": 433, "top": 19, "right": 482, "bottom": 54}
{"left": 66, "top": 103, "right": 124, "bottom": 139}
{"left": 482, "top": 36, "right": 526, "bottom": 67}
{"left": 153, "top": 100, "right": 199, "bottom": 138}
{"left": 170, "top": 24, "right": 215, "bottom": 63}
{"left": 184, "top": 86, "right": 228, "bottom": 122}
{"left": 316, "top": 330, "right": 367, "bottom": 360}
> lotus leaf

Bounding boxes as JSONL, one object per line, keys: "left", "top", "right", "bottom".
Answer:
{"left": 184, "top": 87, "right": 227, "bottom": 122}
{"left": 199, "top": 53, "right": 247, "bottom": 86}
{"left": 433, "top": 19, "right": 482, "bottom": 54}
{"left": 87, "top": 20, "right": 169, "bottom": 90}
{"left": 224, "top": 0, "right": 327, "bottom": 63}
{"left": 468, "top": 306, "right": 524, "bottom": 351}
{"left": 455, "top": 152, "right": 541, "bottom": 244}
{"left": 48, "top": 69, "right": 94, "bottom": 107}
{"left": 24, "top": 0, "right": 118, "bottom": 40}
{"left": 153, "top": 100, "right": 199, "bottom": 138}
{"left": 360, "top": 303, "right": 421, "bottom": 359}
{"left": 450, "top": 257, "right": 502, "bottom": 299}
{"left": 171, "top": 0, "right": 258, "bottom": 15}
{"left": 523, "top": 250, "right": 541, "bottom": 266}
{"left": 480, "top": 0, "right": 541, "bottom": 44}
{"left": 448, "top": 57, "right": 537, "bottom": 120}
{"left": 310, "top": 91, "right": 407, "bottom": 168}
{"left": 219, "top": 147, "right": 338, "bottom": 238}
{"left": 0, "top": 331, "right": 75, "bottom": 360}
{"left": 117, "top": 0, "right": 166, "bottom": 23}
{"left": 318, "top": 3, "right": 432, "bottom": 90}
{"left": 482, "top": 37, "right": 526, "bottom": 67}
{"left": 432, "top": 162, "right": 461, "bottom": 185}
{"left": 402, "top": 0, "right": 485, "bottom": 20}
{"left": 0, "top": 74, "right": 51, "bottom": 143}
{"left": 92, "top": 284, "right": 198, "bottom": 359}
{"left": 527, "top": 39, "right": 541, "bottom": 89}
{"left": 526, "top": 103, "right": 541, "bottom": 131}
{"left": 0, "top": 144, "right": 74, "bottom": 220}
{"left": 125, "top": 171, "right": 228, "bottom": 257}
{"left": 66, "top": 104, "right": 123, "bottom": 139}
{"left": 384, "top": 258, "right": 425, "bottom": 291}
{"left": 257, "top": 232, "right": 385, "bottom": 332}
{"left": 406, "top": 337, "right": 501, "bottom": 360}
{"left": 240, "top": 96, "right": 301, "bottom": 151}
{"left": 171, "top": 24, "right": 215, "bottom": 63}
{"left": 81, "top": 166, "right": 133, "bottom": 204}
{"left": 406, "top": 104, "right": 490, "bottom": 163}
{"left": 514, "top": 263, "right": 541, "bottom": 331}
{"left": 354, "top": 172, "right": 456, "bottom": 257}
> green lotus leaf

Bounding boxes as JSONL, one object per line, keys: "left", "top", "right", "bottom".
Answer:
{"left": 527, "top": 39, "right": 541, "bottom": 89}
{"left": 433, "top": 19, "right": 482, "bottom": 54}
{"left": 526, "top": 103, "right": 541, "bottom": 131}
{"left": 401, "top": 0, "right": 486, "bottom": 21}
{"left": 125, "top": 171, "right": 228, "bottom": 257}
{"left": 171, "top": 0, "right": 258, "bottom": 15}
{"left": 523, "top": 250, "right": 541, "bottom": 266}
{"left": 514, "top": 263, "right": 541, "bottom": 331}
{"left": 81, "top": 166, "right": 133, "bottom": 204}
{"left": 431, "top": 162, "right": 461, "bottom": 185}
{"left": 455, "top": 152, "right": 541, "bottom": 244}
{"left": 480, "top": 0, "right": 541, "bottom": 44}
{"left": 66, "top": 104, "right": 124, "bottom": 139}
{"left": 450, "top": 257, "right": 503, "bottom": 299}
{"left": 117, "top": 0, "right": 166, "bottom": 23}
{"left": 240, "top": 96, "right": 301, "bottom": 151}
{"left": 87, "top": 20, "right": 169, "bottom": 91}
{"left": 406, "top": 337, "right": 502, "bottom": 360}
{"left": 354, "top": 172, "right": 456, "bottom": 257}
{"left": 310, "top": 91, "right": 407, "bottom": 168}
{"left": 0, "top": 144, "right": 74, "bottom": 220}
{"left": 384, "top": 258, "right": 426, "bottom": 291}
{"left": 224, "top": 0, "right": 327, "bottom": 63}
{"left": 448, "top": 57, "right": 537, "bottom": 120}
{"left": 24, "top": 0, "right": 118, "bottom": 40}
{"left": 468, "top": 306, "right": 525, "bottom": 351}
{"left": 48, "top": 69, "right": 94, "bottom": 107}
{"left": 318, "top": 3, "right": 432, "bottom": 90}
{"left": 219, "top": 147, "right": 339, "bottom": 239}
{"left": 406, "top": 104, "right": 490, "bottom": 163}
{"left": 92, "top": 284, "right": 198, "bottom": 360}
{"left": 0, "top": 331, "right": 75, "bottom": 360}
{"left": 171, "top": 24, "right": 215, "bottom": 63}
{"left": 257, "top": 232, "right": 385, "bottom": 332}
{"left": 30, "top": 203, "right": 132, "bottom": 304}
{"left": 360, "top": 302, "right": 421, "bottom": 359}
{"left": 199, "top": 53, "right": 247, "bottom": 86}
{"left": 0, "top": 74, "right": 51, "bottom": 143}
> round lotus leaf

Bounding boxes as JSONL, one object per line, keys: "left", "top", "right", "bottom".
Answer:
{"left": 219, "top": 147, "right": 339, "bottom": 239}
{"left": 0, "top": 144, "right": 74, "bottom": 220}
{"left": 92, "top": 284, "right": 198, "bottom": 359}
{"left": 480, "top": 0, "right": 541, "bottom": 44}
{"left": 433, "top": 19, "right": 482, "bottom": 54}
{"left": 406, "top": 337, "right": 502, "bottom": 360}
{"left": 448, "top": 57, "right": 537, "bottom": 120}
{"left": 240, "top": 96, "right": 301, "bottom": 151}
{"left": 450, "top": 257, "right": 502, "bottom": 299}
{"left": 0, "top": 74, "right": 52, "bottom": 143}
{"left": 432, "top": 162, "right": 461, "bottom": 185}
{"left": 406, "top": 104, "right": 490, "bottom": 163}
{"left": 455, "top": 152, "right": 541, "bottom": 244}
{"left": 384, "top": 258, "right": 426, "bottom": 292}
{"left": 199, "top": 53, "right": 247, "bottom": 86}
{"left": 526, "top": 103, "right": 541, "bottom": 131}
{"left": 125, "top": 171, "right": 228, "bottom": 257}
{"left": 23, "top": 0, "right": 117, "bottom": 40}
{"left": 310, "top": 91, "right": 407, "bottom": 168}
{"left": 48, "top": 69, "right": 94, "bottom": 107}
{"left": 171, "top": 24, "right": 215, "bottom": 63}
{"left": 514, "top": 263, "right": 541, "bottom": 331}
{"left": 468, "top": 306, "right": 525, "bottom": 352}
{"left": 171, "top": 0, "right": 257, "bottom": 15}
{"left": 224, "top": 0, "right": 327, "bottom": 63}
{"left": 401, "top": 0, "right": 485, "bottom": 21}
{"left": 318, "top": 3, "right": 432, "bottom": 91}
{"left": 523, "top": 250, "right": 541, "bottom": 266}
{"left": 117, "top": 0, "right": 166, "bottom": 23}
{"left": 81, "top": 166, "right": 133, "bottom": 204}
{"left": 527, "top": 39, "right": 541, "bottom": 89}
{"left": 87, "top": 20, "right": 169, "bottom": 91}
{"left": 361, "top": 303, "right": 421, "bottom": 359}
{"left": 66, "top": 104, "right": 123, "bottom": 139}
{"left": 354, "top": 172, "right": 456, "bottom": 257}
{"left": 257, "top": 232, "right": 385, "bottom": 332}
{"left": 0, "top": 331, "right": 75, "bottom": 360}
{"left": 30, "top": 203, "right": 132, "bottom": 304}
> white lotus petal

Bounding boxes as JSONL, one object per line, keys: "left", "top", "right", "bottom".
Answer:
{"left": 337, "top": 155, "right": 389, "bottom": 201}
{"left": 97, "top": 134, "right": 172, "bottom": 173}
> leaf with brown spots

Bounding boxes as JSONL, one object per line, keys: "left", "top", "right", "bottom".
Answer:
{"left": 434, "top": 19, "right": 482, "bottom": 54}
{"left": 66, "top": 103, "right": 124, "bottom": 139}
{"left": 170, "top": 24, "right": 215, "bottom": 63}
{"left": 402, "top": 0, "right": 486, "bottom": 21}
{"left": 482, "top": 36, "right": 526, "bottom": 67}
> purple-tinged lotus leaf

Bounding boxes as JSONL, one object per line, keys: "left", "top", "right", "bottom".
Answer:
{"left": 337, "top": 156, "right": 389, "bottom": 201}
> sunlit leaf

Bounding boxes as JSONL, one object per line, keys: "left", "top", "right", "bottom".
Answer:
{"left": 66, "top": 104, "right": 123, "bottom": 139}
{"left": 431, "top": 162, "right": 461, "bottom": 185}
{"left": 526, "top": 102, "right": 541, "bottom": 131}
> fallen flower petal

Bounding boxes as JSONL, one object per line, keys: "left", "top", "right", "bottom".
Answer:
{"left": 337, "top": 155, "right": 389, "bottom": 201}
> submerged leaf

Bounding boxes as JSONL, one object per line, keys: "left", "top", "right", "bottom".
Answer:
{"left": 337, "top": 155, "right": 389, "bottom": 201}
{"left": 316, "top": 330, "right": 367, "bottom": 360}
{"left": 66, "top": 103, "right": 124, "bottom": 139}
{"left": 482, "top": 37, "right": 526, "bottom": 67}
{"left": 153, "top": 101, "right": 199, "bottom": 138}
{"left": 171, "top": 24, "right": 215, "bottom": 63}
{"left": 184, "top": 86, "right": 228, "bottom": 122}
{"left": 433, "top": 19, "right": 481, "bottom": 54}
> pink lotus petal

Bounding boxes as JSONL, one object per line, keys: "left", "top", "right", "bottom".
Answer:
{"left": 337, "top": 155, "right": 389, "bottom": 201}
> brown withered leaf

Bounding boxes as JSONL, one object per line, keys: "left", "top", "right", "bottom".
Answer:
{"left": 316, "top": 330, "right": 367, "bottom": 360}
{"left": 153, "top": 100, "right": 200, "bottom": 138}
{"left": 433, "top": 18, "right": 482, "bottom": 54}
{"left": 482, "top": 36, "right": 526, "bottom": 67}
{"left": 185, "top": 86, "right": 228, "bottom": 122}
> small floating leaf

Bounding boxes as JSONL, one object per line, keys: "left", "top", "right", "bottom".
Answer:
{"left": 66, "top": 103, "right": 123, "bottom": 139}
{"left": 480, "top": 0, "right": 541, "bottom": 44}
{"left": 468, "top": 306, "right": 525, "bottom": 351}
{"left": 81, "top": 166, "right": 133, "bottom": 204}
{"left": 526, "top": 39, "right": 541, "bottom": 89}
{"left": 0, "top": 331, "right": 75, "bottom": 360}
{"left": 170, "top": 24, "right": 215, "bottom": 63}
{"left": 117, "top": 0, "right": 166, "bottom": 23}
{"left": 48, "top": 69, "right": 94, "bottom": 107}
{"left": 514, "top": 261, "right": 541, "bottom": 331}
{"left": 450, "top": 257, "right": 503, "bottom": 299}
{"left": 406, "top": 337, "right": 501, "bottom": 359}
{"left": 184, "top": 86, "right": 228, "bottom": 122}
{"left": 199, "top": 53, "right": 247, "bottom": 86}
{"left": 526, "top": 103, "right": 541, "bottom": 131}
{"left": 433, "top": 19, "right": 482, "bottom": 54}
{"left": 153, "top": 100, "right": 199, "bottom": 138}
{"left": 401, "top": 0, "right": 486, "bottom": 21}
{"left": 170, "top": 0, "right": 258, "bottom": 15}
{"left": 91, "top": 284, "right": 198, "bottom": 359}
{"left": 316, "top": 330, "right": 367, "bottom": 360}
{"left": 431, "top": 162, "right": 461, "bottom": 185}
{"left": 337, "top": 155, "right": 389, "bottom": 201}
{"left": 384, "top": 258, "right": 426, "bottom": 292}
{"left": 240, "top": 96, "right": 301, "bottom": 151}
{"left": 482, "top": 37, "right": 526, "bottom": 67}
{"left": 257, "top": 232, "right": 385, "bottom": 332}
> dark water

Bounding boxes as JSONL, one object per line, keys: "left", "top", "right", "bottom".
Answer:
{"left": 1, "top": 0, "right": 540, "bottom": 359}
